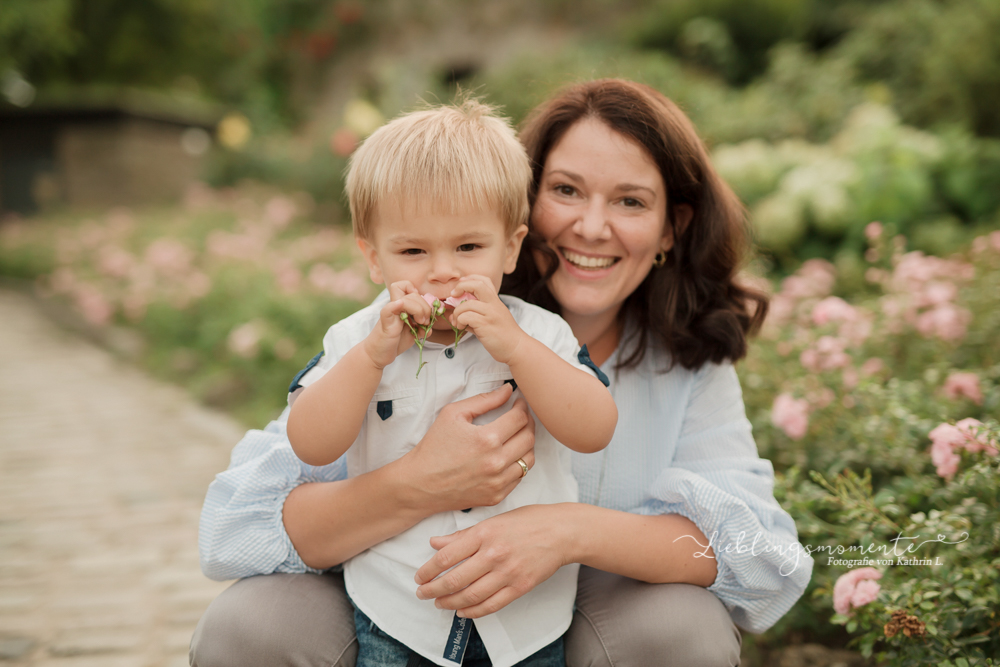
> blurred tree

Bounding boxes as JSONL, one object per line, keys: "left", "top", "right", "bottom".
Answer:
{"left": 0, "top": 0, "right": 77, "bottom": 77}
{"left": 0, "top": 0, "right": 371, "bottom": 128}
{"left": 841, "top": 0, "right": 1000, "bottom": 137}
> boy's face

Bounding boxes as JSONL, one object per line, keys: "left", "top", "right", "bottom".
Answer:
{"left": 358, "top": 202, "right": 528, "bottom": 328}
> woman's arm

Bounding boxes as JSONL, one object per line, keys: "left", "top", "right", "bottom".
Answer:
{"left": 198, "top": 384, "right": 537, "bottom": 578}
{"left": 414, "top": 503, "right": 716, "bottom": 617}
{"left": 415, "top": 362, "right": 812, "bottom": 632}
{"left": 286, "top": 386, "right": 537, "bottom": 569}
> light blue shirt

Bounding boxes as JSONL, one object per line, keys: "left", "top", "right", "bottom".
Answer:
{"left": 199, "top": 325, "right": 812, "bottom": 634}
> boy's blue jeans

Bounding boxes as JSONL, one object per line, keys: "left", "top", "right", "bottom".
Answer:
{"left": 352, "top": 603, "right": 565, "bottom": 667}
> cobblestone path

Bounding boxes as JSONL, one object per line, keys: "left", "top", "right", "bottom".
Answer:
{"left": 0, "top": 289, "right": 244, "bottom": 666}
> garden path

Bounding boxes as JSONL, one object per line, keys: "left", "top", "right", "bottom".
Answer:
{"left": 0, "top": 288, "right": 243, "bottom": 666}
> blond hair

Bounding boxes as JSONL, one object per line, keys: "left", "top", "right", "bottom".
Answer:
{"left": 346, "top": 98, "right": 530, "bottom": 240}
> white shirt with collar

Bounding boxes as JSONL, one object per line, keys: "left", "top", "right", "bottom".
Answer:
{"left": 290, "top": 292, "right": 600, "bottom": 667}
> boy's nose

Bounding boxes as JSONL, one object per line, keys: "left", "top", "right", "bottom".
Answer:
{"left": 428, "top": 256, "right": 461, "bottom": 283}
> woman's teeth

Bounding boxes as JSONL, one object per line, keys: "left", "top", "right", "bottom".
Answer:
{"left": 562, "top": 249, "right": 616, "bottom": 270}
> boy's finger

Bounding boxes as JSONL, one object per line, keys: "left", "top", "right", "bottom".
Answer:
{"left": 401, "top": 293, "right": 433, "bottom": 325}
{"left": 388, "top": 280, "right": 418, "bottom": 301}
{"left": 453, "top": 276, "right": 497, "bottom": 303}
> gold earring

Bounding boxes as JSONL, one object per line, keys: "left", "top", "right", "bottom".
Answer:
{"left": 653, "top": 251, "right": 667, "bottom": 268}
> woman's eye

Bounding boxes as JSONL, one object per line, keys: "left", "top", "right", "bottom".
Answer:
{"left": 458, "top": 243, "right": 479, "bottom": 252}
{"left": 555, "top": 184, "right": 576, "bottom": 196}
{"left": 621, "top": 197, "right": 644, "bottom": 208}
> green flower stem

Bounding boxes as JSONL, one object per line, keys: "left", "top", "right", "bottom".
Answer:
{"left": 400, "top": 300, "right": 445, "bottom": 378}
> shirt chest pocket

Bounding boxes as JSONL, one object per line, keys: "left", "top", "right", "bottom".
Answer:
{"left": 468, "top": 372, "right": 518, "bottom": 427}
{"left": 349, "top": 389, "right": 423, "bottom": 475}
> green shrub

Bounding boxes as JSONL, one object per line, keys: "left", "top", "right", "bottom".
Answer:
{"left": 741, "top": 227, "right": 1000, "bottom": 663}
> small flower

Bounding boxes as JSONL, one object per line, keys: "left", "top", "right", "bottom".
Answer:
{"left": 811, "top": 296, "right": 857, "bottom": 326}
{"left": 228, "top": 321, "right": 262, "bottom": 359}
{"left": 264, "top": 196, "right": 296, "bottom": 229}
{"left": 833, "top": 567, "right": 882, "bottom": 616}
{"left": 860, "top": 358, "right": 884, "bottom": 377}
{"left": 421, "top": 293, "right": 445, "bottom": 316}
{"left": 443, "top": 292, "right": 476, "bottom": 308}
{"left": 955, "top": 418, "right": 998, "bottom": 455}
{"left": 942, "top": 372, "right": 983, "bottom": 405}
{"left": 771, "top": 393, "right": 810, "bottom": 440}
{"left": 865, "top": 221, "right": 883, "bottom": 241}
{"left": 928, "top": 419, "right": 998, "bottom": 479}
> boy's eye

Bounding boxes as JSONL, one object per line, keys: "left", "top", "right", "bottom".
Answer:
{"left": 402, "top": 248, "right": 424, "bottom": 255}
{"left": 458, "top": 243, "right": 479, "bottom": 252}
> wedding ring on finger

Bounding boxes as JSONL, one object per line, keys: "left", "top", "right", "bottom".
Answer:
{"left": 516, "top": 458, "right": 528, "bottom": 478}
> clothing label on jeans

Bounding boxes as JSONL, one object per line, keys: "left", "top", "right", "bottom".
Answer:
{"left": 443, "top": 613, "right": 471, "bottom": 664}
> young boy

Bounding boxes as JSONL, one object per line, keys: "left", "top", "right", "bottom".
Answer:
{"left": 285, "top": 100, "right": 617, "bottom": 667}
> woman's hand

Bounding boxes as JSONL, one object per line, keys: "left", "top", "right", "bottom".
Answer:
{"left": 413, "top": 504, "right": 572, "bottom": 618}
{"left": 394, "top": 383, "right": 536, "bottom": 515}
{"left": 285, "top": 383, "right": 536, "bottom": 570}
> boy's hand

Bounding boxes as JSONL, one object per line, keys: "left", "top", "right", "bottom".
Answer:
{"left": 449, "top": 276, "right": 526, "bottom": 365}
{"left": 364, "top": 281, "right": 434, "bottom": 369}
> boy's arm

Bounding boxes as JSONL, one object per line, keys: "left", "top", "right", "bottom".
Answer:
{"left": 287, "top": 283, "right": 433, "bottom": 466}
{"left": 286, "top": 343, "right": 383, "bottom": 466}
{"left": 450, "top": 277, "right": 617, "bottom": 454}
{"left": 505, "top": 337, "right": 617, "bottom": 453}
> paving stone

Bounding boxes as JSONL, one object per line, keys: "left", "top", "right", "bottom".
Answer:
{"left": 48, "top": 630, "right": 143, "bottom": 657}
{"left": 33, "top": 657, "right": 148, "bottom": 667}
{"left": 0, "top": 636, "right": 37, "bottom": 660}
{"left": 0, "top": 289, "right": 240, "bottom": 666}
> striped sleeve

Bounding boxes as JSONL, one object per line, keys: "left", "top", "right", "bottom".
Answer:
{"left": 197, "top": 410, "right": 348, "bottom": 580}
{"left": 642, "top": 362, "right": 812, "bottom": 633}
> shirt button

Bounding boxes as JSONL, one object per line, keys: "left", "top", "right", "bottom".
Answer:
{"left": 444, "top": 347, "right": 455, "bottom": 359}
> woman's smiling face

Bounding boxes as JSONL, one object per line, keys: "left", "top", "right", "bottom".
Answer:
{"left": 532, "top": 117, "right": 672, "bottom": 328}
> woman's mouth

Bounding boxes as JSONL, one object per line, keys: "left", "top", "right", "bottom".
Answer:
{"left": 560, "top": 248, "right": 619, "bottom": 271}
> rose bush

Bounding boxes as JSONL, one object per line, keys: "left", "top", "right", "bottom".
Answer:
{"left": 742, "top": 226, "right": 1000, "bottom": 665}
{"left": 3, "top": 188, "right": 999, "bottom": 665}
{"left": 0, "top": 185, "right": 373, "bottom": 425}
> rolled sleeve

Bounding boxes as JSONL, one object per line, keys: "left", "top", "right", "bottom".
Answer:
{"left": 642, "top": 362, "right": 812, "bottom": 633}
{"left": 198, "top": 412, "right": 348, "bottom": 581}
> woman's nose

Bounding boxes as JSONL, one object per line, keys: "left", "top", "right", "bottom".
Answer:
{"left": 573, "top": 199, "right": 612, "bottom": 242}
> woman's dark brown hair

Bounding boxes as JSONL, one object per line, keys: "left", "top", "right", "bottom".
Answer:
{"left": 501, "top": 78, "right": 768, "bottom": 370}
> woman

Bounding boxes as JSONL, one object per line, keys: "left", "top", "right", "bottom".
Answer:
{"left": 191, "top": 79, "right": 811, "bottom": 667}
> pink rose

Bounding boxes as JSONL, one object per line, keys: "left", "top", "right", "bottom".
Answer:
{"left": 930, "top": 436, "right": 961, "bottom": 479}
{"left": 942, "top": 372, "right": 983, "bottom": 405}
{"left": 812, "top": 297, "right": 857, "bottom": 326}
{"left": 851, "top": 579, "right": 881, "bottom": 609}
{"left": 860, "top": 358, "right": 884, "bottom": 377}
{"left": 443, "top": 292, "right": 477, "bottom": 308}
{"left": 865, "top": 222, "right": 883, "bottom": 241}
{"left": 955, "top": 418, "right": 998, "bottom": 455}
{"left": 915, "top": 303, "right": 971, "bottom": 342}
{"left": 771, "top": 393, "right": 810, "bottom": 440}
{"left": 833, "top": 568, "right": 882, "bottom": 616}
{"left": 928, "top": 419, "right": 998, "bottom": 478}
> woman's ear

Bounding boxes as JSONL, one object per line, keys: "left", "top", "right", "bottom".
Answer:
{"left": 673, "top": 204, "right": 694, "bottom": 239}
{"left": 356, "top": 237, "right": 385, "bottom": 285}
{"left": 503, "top": 224, "right": 530, "bottom": 274}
